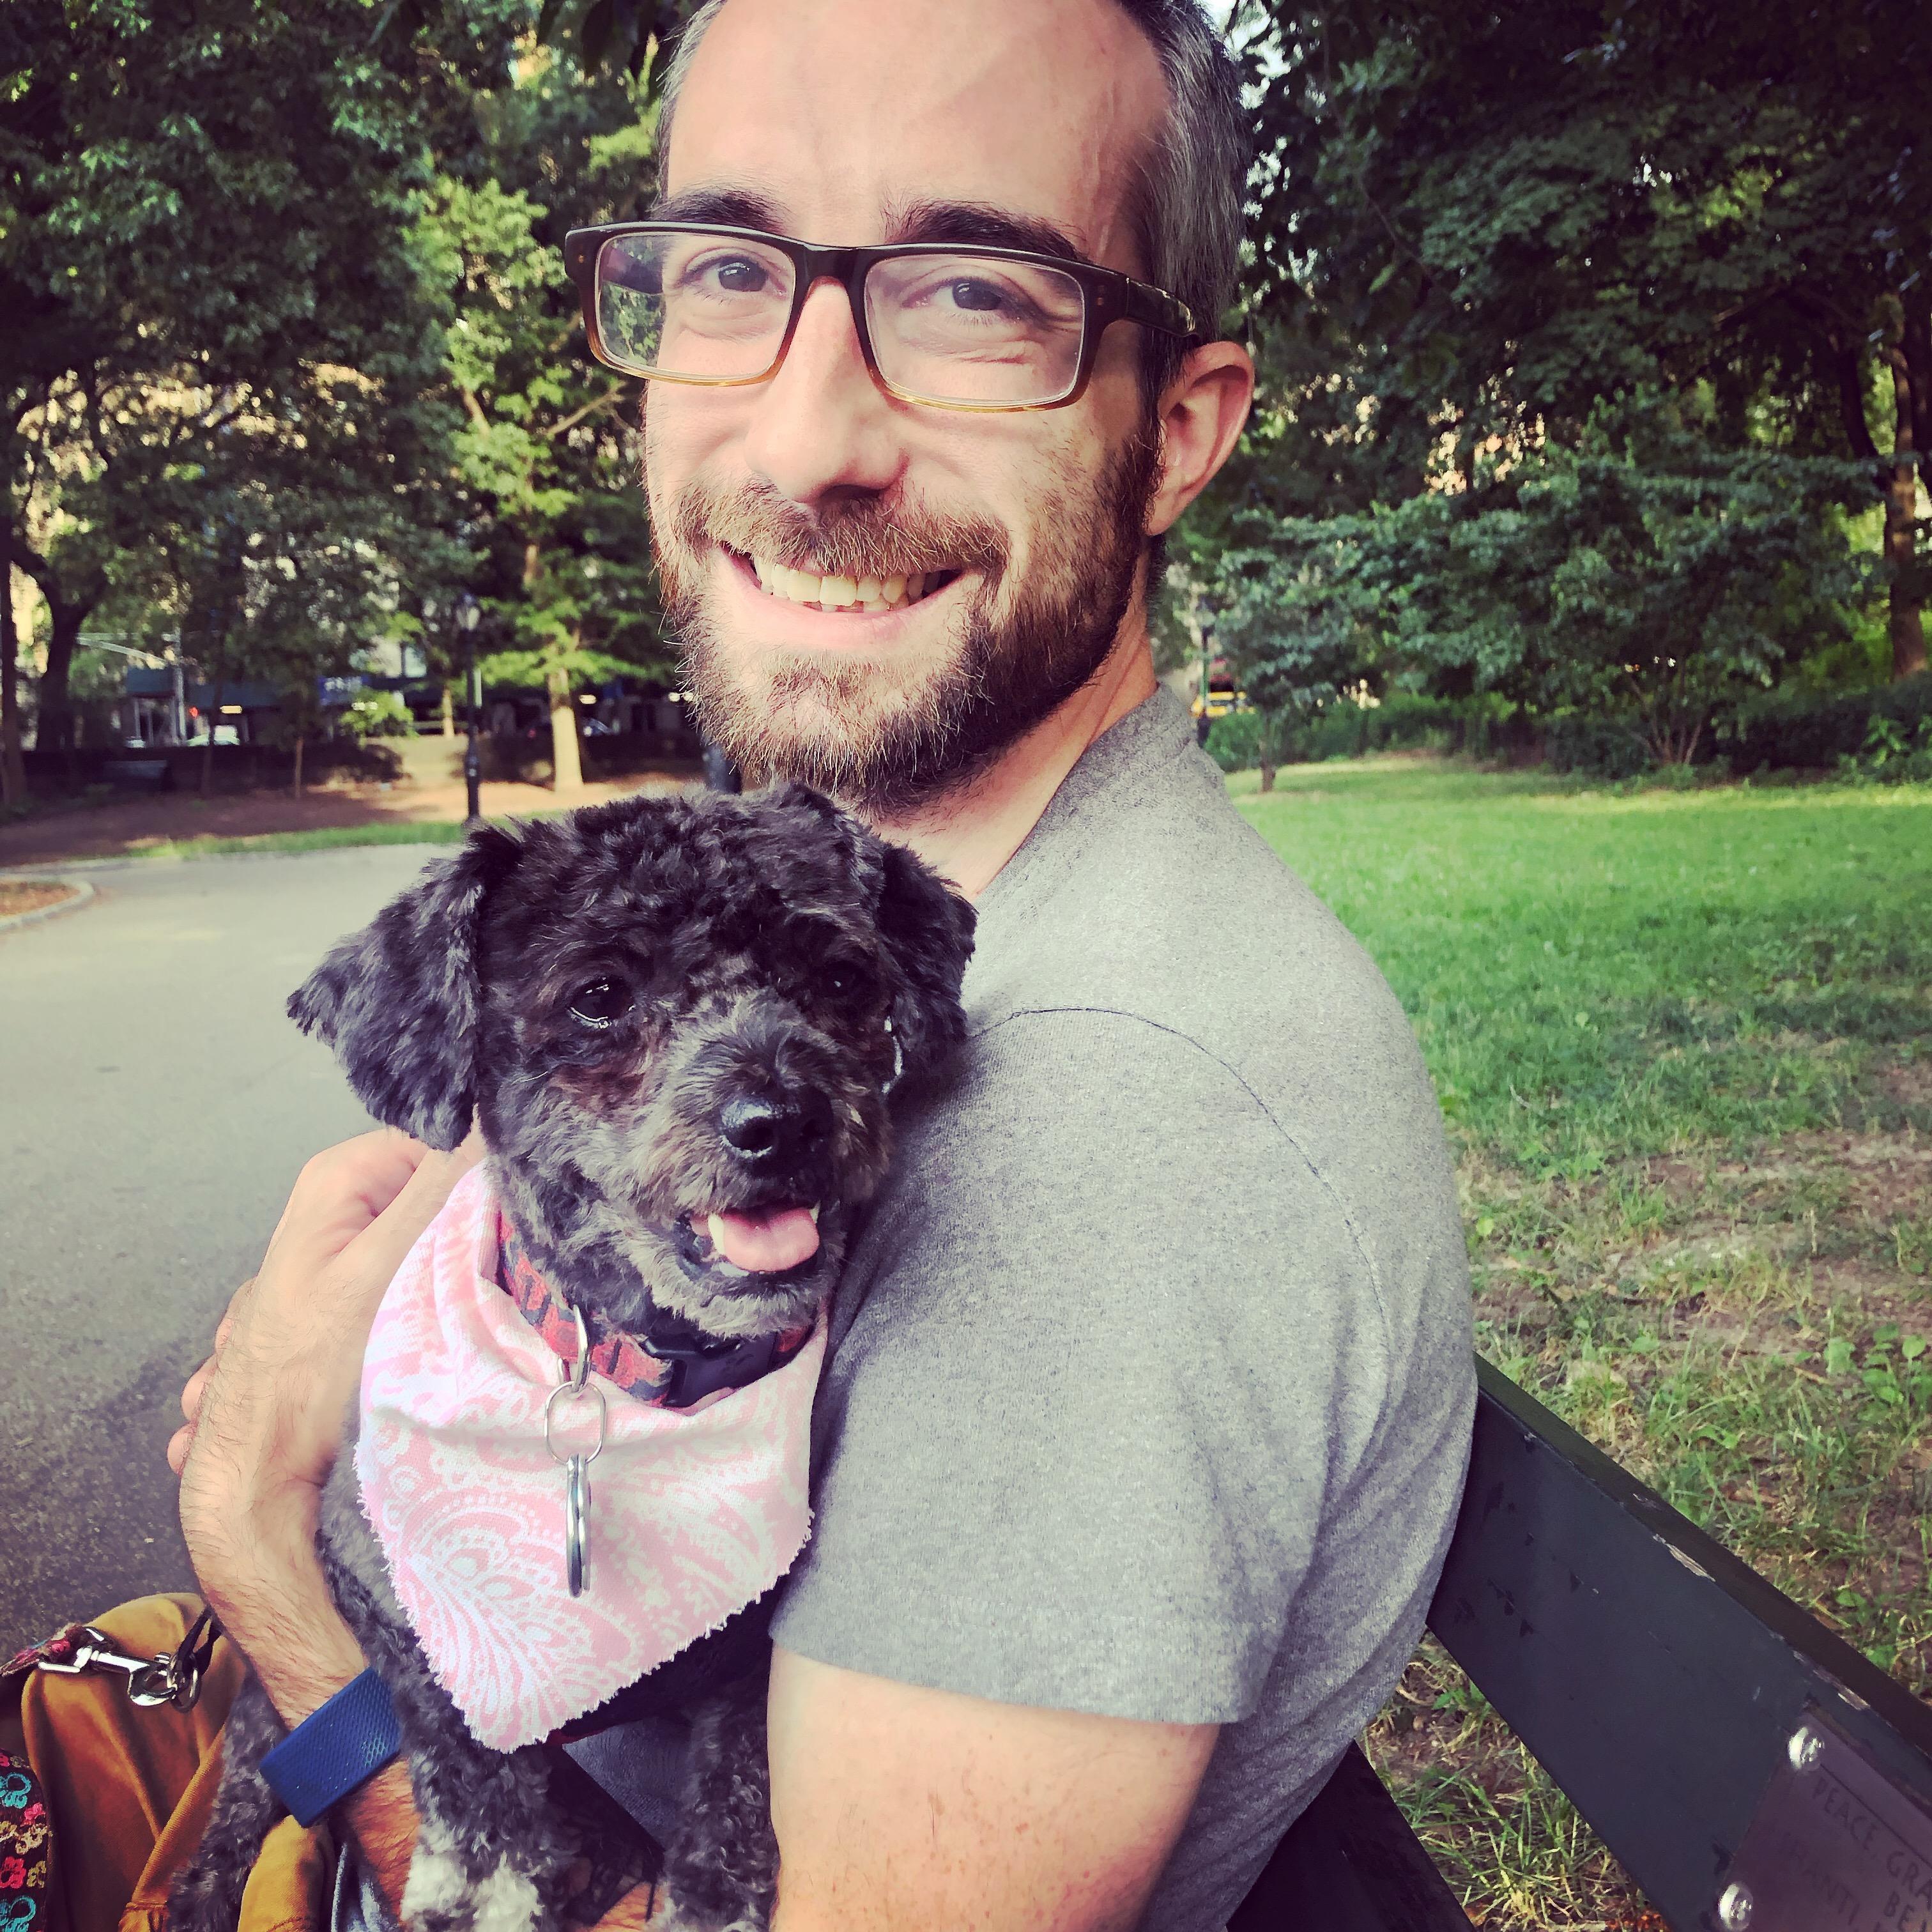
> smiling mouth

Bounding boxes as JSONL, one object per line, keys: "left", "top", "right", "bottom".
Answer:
{"left": 726, "top": 546, "right": 960, "bottom": 615}
{"left": 673, "top": 1200, "right": 824, "bottom": 1282}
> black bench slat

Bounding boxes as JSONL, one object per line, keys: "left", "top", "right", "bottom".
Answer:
{"left": 1427, "top": 1356, "right": 1932, "bottom": 1930}
{"left": 1228, "top": 1743, "right": 1474, "bottom": 1931}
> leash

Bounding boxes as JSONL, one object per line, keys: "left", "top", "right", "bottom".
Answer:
{"left": 3, "top": 1604, "right": 221, "bottom": 1712}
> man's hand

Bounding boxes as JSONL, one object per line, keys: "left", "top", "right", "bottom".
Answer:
{"left": 765, "top": 1648, "right": 1218, "bottom": 1931}
{"left": 174, "top": 1129, "right": 477, "bottom": 1721}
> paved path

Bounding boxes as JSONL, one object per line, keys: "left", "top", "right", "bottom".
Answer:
{"left": 0, "top": 848, "right": 445, "bottom": 1648}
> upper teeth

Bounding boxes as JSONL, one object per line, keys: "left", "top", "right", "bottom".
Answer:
{"left": 750, "top": 555, "right": 930, "bottom": 611}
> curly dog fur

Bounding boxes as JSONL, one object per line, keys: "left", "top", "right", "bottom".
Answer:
{"left": 167, "top": 783, "right": 974, "bottom": 1932}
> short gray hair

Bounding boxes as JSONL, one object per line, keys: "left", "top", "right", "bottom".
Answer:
{"left": 657, "top": 0, "right": 1249, "bottom": 395}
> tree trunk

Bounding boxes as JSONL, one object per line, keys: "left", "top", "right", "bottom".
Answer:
{"left": 1883, "top": 464, "right": 1924, "bottom": 680}
{"left": 1257, "top": 758, "right": 1276, "bottom": 793}
{"left": 201, "top": 680, "right": 217, "bottom": 795}
{"left": 1878, "top": 351, "right": 1924, "bottom": 684}
{"left": 37, "top": 604, "right": 83, "bottom": 755}
{"left": 293, "top": 734, "right": 306, "bottom": 797}
{"left": 1816, "top": 303, "right": 1925, "bottom": 681}
{"left": 1, "top": 542, "right": 25, "bottom": 806}
{"left": 548, "top": 664, "right": 584, "bottom": 795}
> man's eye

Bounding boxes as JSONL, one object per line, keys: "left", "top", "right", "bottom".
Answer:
{"left": 946, "top": 277, "right": 1007, "bottom": 314}
{"left": 568, "top": 978, "right": 630, "bottom": 1030}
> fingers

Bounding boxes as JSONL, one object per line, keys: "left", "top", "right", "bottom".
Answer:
{"left": 167, "top": 1273, "right": 257, "bottom": 1476}
{"left": 338, "top": 1138, "right": 482, "bottom": 1307}
{"left": 178, "top": 1128, "right": 484, "bottom": 1540}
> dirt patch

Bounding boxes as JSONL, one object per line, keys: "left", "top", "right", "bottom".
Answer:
{"left": 0, "top": 879, "right": 79, "bottom": 917}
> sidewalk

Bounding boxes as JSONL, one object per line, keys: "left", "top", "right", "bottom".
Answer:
{"left": 0, "top": 767, "right": 700, "bottom": 870}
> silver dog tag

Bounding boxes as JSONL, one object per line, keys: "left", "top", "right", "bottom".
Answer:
{"left": 544, "top": 1304, "right": 607, "bottom": 1599}
{"left": 564, "top": 1454, "right": 591, "bottom": 1597}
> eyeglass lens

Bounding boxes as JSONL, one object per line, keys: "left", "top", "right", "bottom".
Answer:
{"left": 594, "top": 230, "right": 1089, "bottom": 407}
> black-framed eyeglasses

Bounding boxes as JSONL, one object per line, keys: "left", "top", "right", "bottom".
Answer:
{"left": 562, "top": 222, "right": 1198, "bottom": 412}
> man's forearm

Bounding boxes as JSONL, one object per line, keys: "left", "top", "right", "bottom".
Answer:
{"left": 213, "top": 1518, "right": 420, "bottom": 1911}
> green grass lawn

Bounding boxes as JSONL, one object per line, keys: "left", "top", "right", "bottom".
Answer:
{"left": 1235, "top": 758, "right": 1932, "bottom": 1930}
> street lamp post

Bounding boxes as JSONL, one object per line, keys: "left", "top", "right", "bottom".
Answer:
{"left": 459, "top": 594, "right": 482, "bottom": 821}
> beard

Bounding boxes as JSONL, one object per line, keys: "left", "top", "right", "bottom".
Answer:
{"left": 650, "top": 422, "right": 1162, "bottom": 815}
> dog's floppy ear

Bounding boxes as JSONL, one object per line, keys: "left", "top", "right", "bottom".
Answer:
{"left": 874, "top": 840, "right": 976, "bottom": 1083}
{"left": 288, "top": 822, "right": 522, "bottom": 1149}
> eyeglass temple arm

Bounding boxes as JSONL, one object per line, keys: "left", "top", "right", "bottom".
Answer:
{"left": 1120, "top": 279, "right": 1197, "bottom": 339}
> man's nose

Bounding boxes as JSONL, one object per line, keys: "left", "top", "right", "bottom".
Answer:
{"left": 718, "top": 1088, "right": 834, "bottom": 1174}
{"left": 740, "top": 278, "right": 905, "bottom": 507}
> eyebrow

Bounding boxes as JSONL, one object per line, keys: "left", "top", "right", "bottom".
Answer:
{"left": 647, "top": 187, "right": 1093, "bottom": 266}
{"left": 650, "top": 185, "right": 788, "bottom": 229}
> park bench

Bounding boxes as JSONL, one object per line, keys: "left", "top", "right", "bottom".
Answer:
{"left": 101, "top": 756, "right": 171, "bottom": 793}
{"left": 1230, "top": 1357, "right": 1932, "bottom": 1932}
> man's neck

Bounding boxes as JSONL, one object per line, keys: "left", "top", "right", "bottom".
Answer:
{"left": 868, "top": 625, "right": 1158, "bottom": 900}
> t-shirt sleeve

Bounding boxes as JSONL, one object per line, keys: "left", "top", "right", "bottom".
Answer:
{"left": 769, "top": 1007, "right": 1430, "bottom": 1726}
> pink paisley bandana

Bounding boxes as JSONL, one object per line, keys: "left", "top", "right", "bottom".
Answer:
{"left": 354, "top": 1164, "right": 824, "bottom": 1752}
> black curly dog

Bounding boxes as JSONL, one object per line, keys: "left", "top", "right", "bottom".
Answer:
{"left": 168, "top": 783, "right": 974, "bottom": 1932}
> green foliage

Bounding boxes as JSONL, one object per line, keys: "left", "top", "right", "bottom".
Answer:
{"left": 1208, "top": 0, "right": 1929, "bottom": 758}
{"left": 1204, "top": 709, "right": 1262, "bottom": 773}
{"left": 408, "top": 51, "right": 672, "bottom": 724}
{"left": 1, "top": 0, "right": 512, "bottom": 748}
{"left": 1724, "top": 672, "right": 1932, "bottom": 770}
{"left": 3, "top": 3, "right": 674, "bottom": 789}
{"left": 339, "top": 690, "right": 418, "bottom": 741}
{"left": 1214, "top": 391, "right": 1874, "bottom": 765}
{"left": 1543, "top": 715, "right": 1653, "bottom": 781}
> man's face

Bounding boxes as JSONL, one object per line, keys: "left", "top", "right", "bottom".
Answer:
{"left": 645, "top": 0, "right": 1172, "bottom": 812}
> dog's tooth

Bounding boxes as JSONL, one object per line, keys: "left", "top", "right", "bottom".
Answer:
{"left": 707, "top": 1211, "right": 729, "bottom": 1250}
{"left": 882, "top": 574, "right": 906, "bottom": 603}
{"left": 820, "top": 573, "right": 857, "bottom": 608}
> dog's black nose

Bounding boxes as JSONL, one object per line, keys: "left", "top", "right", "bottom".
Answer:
{"left": 719, "top": 1090, "right": 832, "bottom": 1170}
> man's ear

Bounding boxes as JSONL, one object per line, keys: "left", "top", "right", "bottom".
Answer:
{"left": 288, "top": 822, "right": 523, "bottom": 1149}
{"left": 1145, "top": 339, "right": 1255, "bottom": 539}
{"left": 874, "top": 842, "right": 976, "bottom": 1084}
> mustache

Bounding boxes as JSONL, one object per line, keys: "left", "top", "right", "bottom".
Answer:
{"left": 670, "top": 477, "right": 1008, "bottom": 583}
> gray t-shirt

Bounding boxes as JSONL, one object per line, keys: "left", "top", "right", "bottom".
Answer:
{"left": 338, "top": 688, "right": 1472, "bottom": 1932}
{"left": 769, "top": 688, "right": 1475, "bottom": 1931}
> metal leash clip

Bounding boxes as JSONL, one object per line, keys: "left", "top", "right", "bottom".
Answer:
{"left": 27, "top": 1606, "right": 219, "bottom": 1711}
{"left": 543, "top": 1302, "right": 607, "bottom": 1598}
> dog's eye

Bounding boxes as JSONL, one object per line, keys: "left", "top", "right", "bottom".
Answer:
{"left": 567, "top": 978, "right": 629, "bottom": 1030}
{"left": 822, "top": 959, "right": 874, "bottom": 1001}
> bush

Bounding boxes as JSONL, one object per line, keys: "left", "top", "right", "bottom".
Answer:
{"left": 1544, "top": 714, "right": 1653, "bottom": 780}
{"left": 339, "top": 689, "right": 418, "bottom": 740}
{"left": 1722, "top": 673, "right": 1932, "bottom": 772}
{"left": 1205, "top": 709, "right": 1263, "bottom": 772}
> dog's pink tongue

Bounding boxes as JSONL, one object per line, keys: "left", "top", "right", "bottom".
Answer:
{"left": 709, "top": 1206, "right": 820, "bottom": 1273}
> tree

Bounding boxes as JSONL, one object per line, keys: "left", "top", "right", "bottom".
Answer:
{"left": 1224, "top": 395, "right": 1869, "bottom": 765}
{"left": 0, "top": 0, "right": 510, "bottom": 766}
{"left": 1236, "top": 0, "right": 1928, "bottom": 681}
{"left": 413, "top": 55, "right": 673, "bottom": 793}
